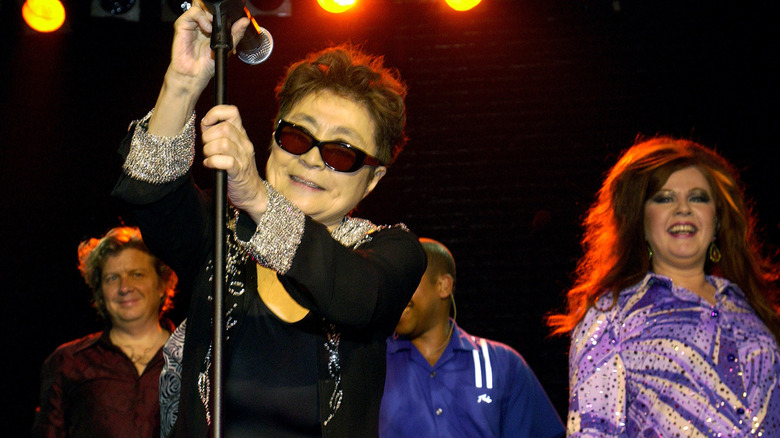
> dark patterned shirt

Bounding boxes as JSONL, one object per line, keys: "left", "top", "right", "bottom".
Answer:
{"left": 32, "top": 329, "right": 166, "bottom": 438}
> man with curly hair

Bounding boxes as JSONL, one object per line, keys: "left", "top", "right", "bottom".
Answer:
{"left": 33, "top": 226, "right": 177, "bottom": 437}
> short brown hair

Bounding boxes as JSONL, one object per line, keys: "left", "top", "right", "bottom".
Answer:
{"left": 274, "top": 44, "right": 408, "bottom": 165}
{"left": 77, "top": 226, "right": 177, "bottom": 321}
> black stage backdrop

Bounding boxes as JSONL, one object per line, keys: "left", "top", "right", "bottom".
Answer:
{"left": 2, "top": 0, "right": 778, "bottom": 434}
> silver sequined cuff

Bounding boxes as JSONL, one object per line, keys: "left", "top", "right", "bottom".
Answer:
{"left": 236, "top": 181, "right": 305, "bottom": 274}
{"left": 122, "top": 110, "right": 196, "bottom": 184}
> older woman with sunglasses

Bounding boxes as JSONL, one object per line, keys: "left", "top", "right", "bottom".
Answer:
{"left": 112, "top": 4, "right": 426, "bottom": 437}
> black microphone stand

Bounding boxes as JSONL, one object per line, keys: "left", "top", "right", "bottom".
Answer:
{"left": 207, "top": 2, "right": 234, "bottom": 437}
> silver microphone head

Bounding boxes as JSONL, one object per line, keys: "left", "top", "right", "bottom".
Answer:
{"left": 237, "top": 26, "right": 273, "bottom": 65}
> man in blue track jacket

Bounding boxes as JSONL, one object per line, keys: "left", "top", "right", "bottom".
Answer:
{"left": 379, "top": 238, "right": 564, "bottom": 438}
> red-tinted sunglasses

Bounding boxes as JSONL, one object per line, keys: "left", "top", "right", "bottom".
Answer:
{"left": 273, "top": 120, "right": 383, "bottom": 173}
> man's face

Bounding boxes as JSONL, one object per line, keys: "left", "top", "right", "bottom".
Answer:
{"left": 100, "top": 248, "right": 164, "bottom": 328}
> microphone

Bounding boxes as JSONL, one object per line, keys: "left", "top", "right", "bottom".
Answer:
{"left": 237, "top": 16, "right": 273, "bottom": 65}
{"left": 203, "top": 0, "right": 273, "bottom": 65}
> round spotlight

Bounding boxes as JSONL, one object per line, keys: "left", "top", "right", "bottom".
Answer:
{"left": 445, "top": 0, "right": 481, "bottom": 12}
{"left": 317, "top": 0, "right": 357, "bottom": 14}
{"left": 22, "top": 0, "right": 66, "bottom": 33}
{"left": 100, "top": 0, "right": 137, "bottom": 15}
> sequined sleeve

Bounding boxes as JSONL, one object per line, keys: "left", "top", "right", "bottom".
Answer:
{"left": 234, "top": 180, "right": 305, "bottom": 275}
{"left": 567, "top": 294, "right": 626, "bottom": 437}
{"left": 122, "top": 110, "right": 197, "bottom": 184}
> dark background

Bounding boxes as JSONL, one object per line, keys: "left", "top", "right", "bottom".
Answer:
{"left": 2, "top": 0, "right": 779, "bottom": 434}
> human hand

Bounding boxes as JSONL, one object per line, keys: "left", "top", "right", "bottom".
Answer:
{"left": 201, "top": 105, "right": 268, "bottom": 221}
{"left": 148, "top": 2, "right": 250, "bottom": 137}
{"left": 167, "top": 2, "right": 250, "bottom": 92}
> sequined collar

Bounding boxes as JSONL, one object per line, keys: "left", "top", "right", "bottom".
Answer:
{"left": 644, "top": 272, "right": 742, "bottom": 302}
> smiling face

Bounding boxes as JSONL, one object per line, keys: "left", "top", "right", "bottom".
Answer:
{"left": 644, "top": 166, "right": 718, "bottom": 276}
{"left": 100, "top": 248, "right": 165, "bottom": 329}
{"left": 265, "top": 90, "right": 386, "bottom": 230}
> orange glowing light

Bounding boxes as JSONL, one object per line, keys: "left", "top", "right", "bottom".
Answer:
{"left": 22, "top": 0, "right": 66, "bottom": 33}
{"left": 445, "top": 0, "right": 481, "bottom": 12}
{"left": 317, "top": 0, "right": 357, "bottom": 14}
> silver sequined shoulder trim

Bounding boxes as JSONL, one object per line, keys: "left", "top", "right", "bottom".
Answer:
{"left": 335, "top": 220, "right": 411, "bottom": 250}
{"left": 123, "top": 110, "right": 196, "bottom": 184}
{"left": 330, "top": 216, "right": 377, "bottom": 248}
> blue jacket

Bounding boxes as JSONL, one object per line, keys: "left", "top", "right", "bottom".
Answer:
{"left": 380, "top": 321, "right": 564, "bottom": 438}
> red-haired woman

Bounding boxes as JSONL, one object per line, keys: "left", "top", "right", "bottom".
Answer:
{"left": 549, "top": 137, "right": 780, "bottom": 436}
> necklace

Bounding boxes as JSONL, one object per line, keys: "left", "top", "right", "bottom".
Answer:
{"left": 110, "top": 328, "right": 170, "bottom": 372}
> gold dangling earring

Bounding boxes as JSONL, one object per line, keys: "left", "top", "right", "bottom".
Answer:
{"left": 709, "top": 241, "right": 722, "bottom": 263}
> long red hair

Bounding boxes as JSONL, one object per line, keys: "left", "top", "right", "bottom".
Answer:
{"left": 547, "top": 137, "right": 780, "bottom": 340}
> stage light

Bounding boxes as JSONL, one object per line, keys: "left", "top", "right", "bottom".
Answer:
{"left": 317, "top": 0, "right": 357, "bottom": 14}
{"left": 162, "top": 0, "right": 191, "bottom": 21}
{"left": 445, "top": 0, "right": 481, "bottom": 12}
{"left": 21, "top": 0, "right": 66, "bottom": 33}
{"left": 91, "top": 0, "right": 140, "bottom": 21}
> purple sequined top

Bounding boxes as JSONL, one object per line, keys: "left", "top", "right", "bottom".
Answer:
{"left": 568, "top": 273, "right": 780, "bottom": 437}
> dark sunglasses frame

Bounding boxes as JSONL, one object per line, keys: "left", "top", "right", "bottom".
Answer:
{"left": 273, "top": 120, "right": 383, "bottom": 173}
